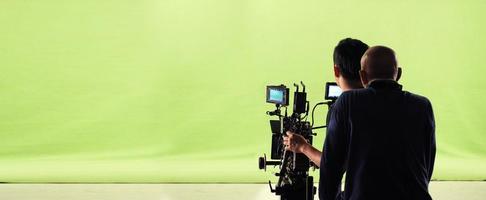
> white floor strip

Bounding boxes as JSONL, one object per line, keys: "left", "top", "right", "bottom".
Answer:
{"left": 0, "top": 182, "right": 484, "bottom": 200}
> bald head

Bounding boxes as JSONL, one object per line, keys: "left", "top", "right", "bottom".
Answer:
{"left": 360, "top": 46, "right": 400, "bottom": 82}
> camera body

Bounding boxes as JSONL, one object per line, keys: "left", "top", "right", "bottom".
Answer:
{"left": 259, "top": 82, "right": 341, "bottom": 200}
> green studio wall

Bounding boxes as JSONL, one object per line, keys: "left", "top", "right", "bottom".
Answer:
{"left": 0, "top": 0, "right": 485, "bottom": 182}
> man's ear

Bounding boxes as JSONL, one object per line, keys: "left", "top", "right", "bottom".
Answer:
{"left": 359, "top": 70, "right": 368, "bottom": 87}
{"left": 333, "top": 65, "right": 340, "bottom": 78}
{"left": 396, "top": 67, "right": 402, "bottom": 81}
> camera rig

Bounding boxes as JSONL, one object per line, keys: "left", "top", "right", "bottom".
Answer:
{"left": 258, "top": 81, "right": 341, "bottom": 200}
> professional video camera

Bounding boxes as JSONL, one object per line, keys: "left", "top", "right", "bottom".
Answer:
{"left": 258, "top": 82, "right": 342, "bottom": 200}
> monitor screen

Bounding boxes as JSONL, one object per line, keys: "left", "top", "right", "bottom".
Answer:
{"left": 325, "top": 82, "right": 342, "bottom": 100}
{"left": 328, "top": 85, "right": 342, "bottom": 98}
{"left": 266, "top": 86, "right": 289, "bottom": 106}
{"left": 269, "top": 89, "right": 284, "bottom": 103}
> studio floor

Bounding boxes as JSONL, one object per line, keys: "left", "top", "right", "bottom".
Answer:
{"left": 0, "top": 182, "right": 485, "bottom": 200}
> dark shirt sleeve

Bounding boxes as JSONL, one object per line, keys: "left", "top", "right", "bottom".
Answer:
{"left": 426, "top": 99, "right": 436, "bottom": 182}
{"left": 319, "top": 97, "right": 349, "bottom": 200}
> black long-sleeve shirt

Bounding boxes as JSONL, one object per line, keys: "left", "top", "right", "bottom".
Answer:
{"left": 319, "top": 80, "right": 436, "bottom": 200}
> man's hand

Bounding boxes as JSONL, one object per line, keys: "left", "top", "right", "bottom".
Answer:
{"left": 283, "top": 131, "right": 309, "bottom": 153}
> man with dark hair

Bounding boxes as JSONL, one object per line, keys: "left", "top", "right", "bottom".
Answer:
{"left": 318, "top": 46, "right": 436, "bottom": 200}
{"left": 333, "top": 38, "right": 369, "bottom": 90}
{"left": 283, "top": 38, "right": 368, "bottom": 166}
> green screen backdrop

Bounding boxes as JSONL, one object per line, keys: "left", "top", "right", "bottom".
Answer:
{"left": 1, "top": 0, "right": 485, "bottom": 182}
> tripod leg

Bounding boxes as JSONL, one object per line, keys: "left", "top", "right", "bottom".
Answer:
{"left": 306, "top": 176, "right": 315, "bottom": 200}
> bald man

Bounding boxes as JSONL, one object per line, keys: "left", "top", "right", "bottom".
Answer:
{"left": 319, "top": 46, "right": 436, "bottom": 200}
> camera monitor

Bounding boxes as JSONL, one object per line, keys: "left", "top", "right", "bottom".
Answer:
{"left": 266, "top": 85, "right": 289, "bottom": 106}
{"left": 325, "top": 82, "right": 342, "bottom": 100}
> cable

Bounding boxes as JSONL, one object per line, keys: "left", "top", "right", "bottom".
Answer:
{"left": 311, "top": 102, "right": 327, "bottom": 127}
